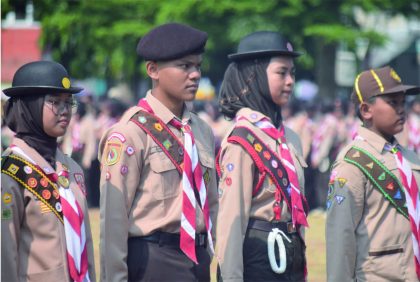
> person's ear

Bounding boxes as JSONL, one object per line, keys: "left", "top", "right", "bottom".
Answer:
{"left": 146, "top": 61, "right": 159, "bottom": 80}
{"left": 359, "top": 102, "right": 373, "bottom": 121}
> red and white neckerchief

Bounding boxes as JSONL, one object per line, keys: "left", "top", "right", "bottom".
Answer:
{"left": 385, "top": 143, "right": 420, "bottom": 279}
{"left": 138, "top": 99, "right": 214, "bottom": 263}
{"left": 237, "top": 115, "right": 308, "bottom": 227}
{"left": 10, "top": 146, "right": 90, "bottom": 281}
{"left": 58, "top": 168, "right": 90, "bottom": 282}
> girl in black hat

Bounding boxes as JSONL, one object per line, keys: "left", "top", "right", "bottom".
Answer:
{"left": 216, "top": 31, "right": 309, "bottom": 281}
{"left": 1, "top": 61, "right": 95, "bottom": 282}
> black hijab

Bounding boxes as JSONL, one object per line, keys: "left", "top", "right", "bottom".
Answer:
{"left": 219, "top": 58, "right": 281, "bottom": 127}
{"left": 4, "top": 95, "right": 58, "bottom": 168}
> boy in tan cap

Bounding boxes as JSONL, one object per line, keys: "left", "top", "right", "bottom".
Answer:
{"left": 326, "top": 66, "right": 420, "bottom": 281}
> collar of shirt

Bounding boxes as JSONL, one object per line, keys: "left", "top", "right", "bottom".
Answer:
{"left": 357, "top": 126, "right": 398, "bottom": 154}
{"left": 10, "top": 137, "right": 58, "bottom": 175}
{"left": 145, "top": 90, "right": 192, "bottom": 125}
{"left": 236, "top": 107, "right": 273, "bottom": 124}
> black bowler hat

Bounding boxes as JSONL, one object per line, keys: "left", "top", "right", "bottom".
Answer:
{"left": 137, "top": 23, "right": 208, "bottom": 61}
{"left": 3, "top": 61, "right": 83, "bottom": 97}
{"left": 228, "top": 31, "right": 303, "bottom": 61}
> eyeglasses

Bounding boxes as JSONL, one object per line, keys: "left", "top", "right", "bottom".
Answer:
{"left": 44, "top": 98, "right": 78, "bottom": 115}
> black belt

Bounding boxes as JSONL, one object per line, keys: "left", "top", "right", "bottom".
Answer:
{"left": 135, "top": 231, "right": 207, "bottom": 247}
{"left": 247, "top": 218, "right": 298, "bottom": 234}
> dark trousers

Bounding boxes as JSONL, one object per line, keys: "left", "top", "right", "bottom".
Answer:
{"left": 218, "top": 226, "right": 305, "bottom": 282}
{"left": 127, "top": 237, "right": 211, "bottom": 282}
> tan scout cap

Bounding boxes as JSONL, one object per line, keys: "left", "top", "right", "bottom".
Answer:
{"left": 351, "top": 66, "right": 420, "bottom": 104}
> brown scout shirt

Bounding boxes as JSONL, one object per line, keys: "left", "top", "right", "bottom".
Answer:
{"left": 98, "top": 92, "right": 218, "bottom": 282}
{"left": 326, "top": 127, "right": 420, "bottom": 282}
{"left": 1, "top": 138, "right": 96, "bottom": 282}
{"left": 216, "top": 108, "right": 307, "bottom": 282}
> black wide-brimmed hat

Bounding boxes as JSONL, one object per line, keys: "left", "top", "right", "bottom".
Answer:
{"left": 228, "top": 31, "right": 303, "bottom": 61}
{"left": 3, "top": 61, "right": 83, "bottom": 97}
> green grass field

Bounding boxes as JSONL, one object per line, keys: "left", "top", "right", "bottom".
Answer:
{"left": 89, "top": 209, "right": 327, "bottom": 281}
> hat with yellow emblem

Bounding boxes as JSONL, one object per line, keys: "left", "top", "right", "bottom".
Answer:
{"left": 3, "top": 61, "right": 83, "bottom": 97}
{"left": 351, "top": 65, "right": 420, "bottom": 104}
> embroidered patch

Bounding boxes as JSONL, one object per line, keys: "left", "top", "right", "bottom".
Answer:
{"left": 335, "top": 195, "right": 345, "bottom": 204}
{"left": 225, "top": 177, "right": 232, "bottom": 186}
{"left": 365, "top": 162, "right": 374, "bottom": 169}
{"left": 263, "top": 151, "right": 271, "bottom": 160}
{"left": 105, "top": 141, "right": 123, "bottom": 166}
{"left": 40, "top": 177, "right": 49, "bottom": 188}
{"left": 107, "top": 132, "right": 126, "bottom": 143}
{"left": 27, "top": 177, "right": 38, "bottom": 188}
{"left": 394, "top": 190, "right": 402, "bottom": 200}
{"left": 23, "top": 165, "right": 33, "bottom": 174}
{"left": 163, "top": 140, "right": 172, "bottom": 150}
{"left": 254, "top": 143, "right": 262, "bottom": 152}
{"left": 106, "top": 171, "right": 111, "bottom": 181}
{"left": 42, "top": 190, "right": 51, "bottom": 200}
{"left": 58, "top": 176, "right": 69, "bottom": 188}
{"left": 271, "top": 160, "right": 278, "bottom": 168}
{"left": 120, "top": 165, "right": 128, "bottom": 175}
{"left": 282, "top": 178, "right": 288, "bottom": 186}
{"left": 277, "top": 169, "right": 283, "bottom": 178}
{"left": 138, "top": 116, "right": 147, "bottom": 124}
{"left": 3, "top": 193, "right": 12, "bottom": 205}
{"left": 329, "top": 170, "right": 337, "bottom": 185}
{"left": 53, "top": 190, "right": 60, "bottom": 199}
{"left": 337, "top": 178, "right": 347, "bottom": 188}
{"left": 2, "top": 208, "right": 12, "bottom": 219}
{"left": 55, "top": 202, "right": 62, "bottom": 212}
{"left": 7, "top": 164, "right": 19, "bottom": 174}
{"left": 126, "top": 146, "right": 135, "bottom": 156}
{"left": 352, "top": 151, "right": 360, "bottom": 158}
{"left": 226, "top": 163, "right": 234, "bottom": 172}
{"left": 74, "top": 173, "right": 87, "bottom": 195}
{"left": 178, "top": 147, "right": 184, "bottom": 156}
{"left": 62, "top": 164, "right": 69, "bottom": 172}
{"left": 246, "top": 134, "right": 255, "bottom": 144}
{"left": 39, "top": 202, "right": 51, "bottom": 213}
{"left": 203, "top": 170, "right": 210, "bottom": 186}
{"left": 378, "top": 172, "right": 386, "bottom": 181}
{"left": 327, "top": 184, "right": 335, "bottom": 200}
{"left": 386, "top": 182, "right": 395, "bottom": 190}
{"left": 154, "top": 122, "right": 163, "bottom": 131}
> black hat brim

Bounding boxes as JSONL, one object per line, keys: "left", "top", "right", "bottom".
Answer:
{"left": 3, "top": 86, "right": 83, "bottom": 97}
{"left": 228, "top": 50, "right": 303, "bottom": 61}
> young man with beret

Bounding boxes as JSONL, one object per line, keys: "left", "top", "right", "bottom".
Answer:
{"left": 326, "top": 66, "right": 420, "bottom": 281}
{"left": 98, "top": 23, "right": 218, "bottom": 282}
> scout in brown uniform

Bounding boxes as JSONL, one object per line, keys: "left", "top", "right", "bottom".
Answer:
{"left": 216, "top": 31, "right": 309, "bottom": 282}
{"left": 1, "top": 61, "right": 95, "bottom": 282}
{"left": 326, "top": 66, "right": 420, "bottom": 282}
{"left": 98, "top": 23, "right": 218, "bottom": 282}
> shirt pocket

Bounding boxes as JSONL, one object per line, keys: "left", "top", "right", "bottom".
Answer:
{"left": 364, "top": 244, "right": 405, "bottom": 281}
{"left": 149, "top": 153, "right": 180, "bottom": 200}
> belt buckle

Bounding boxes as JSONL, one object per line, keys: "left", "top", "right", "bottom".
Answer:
{"left": 287, "top": 222, "right": 296, "bottom": 233}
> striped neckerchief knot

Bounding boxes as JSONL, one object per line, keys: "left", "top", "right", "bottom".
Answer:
{"left": 385, "top": 143, "right": 420, "bottom": 279}
{"left": 138, "top": 98, "right": 214, "bottom": 263}
{"left": 237, "top": 114, "right": 308, "bottom": 227}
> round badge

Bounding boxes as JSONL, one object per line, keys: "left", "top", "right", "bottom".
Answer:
{"left": 55, "top": 202, "right": 62, "bottom": 212}
{"left": 277, "top": 169, "right": 283, "bottom": 178}
{"left": 120, "top": 165, "right": 128, "bottom": 175}
{"left": 126, "top": 146, "right": 135, "bottom": 156}
{"left": 282, "top": 178, "right": 288, "bottom": 186}
{"left": 53, "top": 190, "right": 60, "bottom": 199}
{"left": 271, "top": 160, "right": 278, "bottom": 168}
{"left": 27, "top": 177, "right": 38, "bottom": 188}
{"left": 178, "top": 147, "right": 184, "bottom": 156}
{"left": 43, "top": 167, "right": 52, "bottom": 174}
{"left": 58, "top": 176, "right": 69, "bottom": 188}
{"left": 62, "top": 77, "right": 71, "bottom": 89}
{"left": 3, "top": 192, "right": 12, "bottom": 205}
{"left": 40, "top": 178, "right": 49, "bottom": 188}
{"left": 23, "top": 165, "right": 33, "bottom": 174}
{"left": 42, "top": 190, "right": 51, "bottom": 200}
{"left": 225, "top": 177, "right": 232, "bottom": 186}
{"left": 226, "top": 163, "right": 234, "bottom": 172}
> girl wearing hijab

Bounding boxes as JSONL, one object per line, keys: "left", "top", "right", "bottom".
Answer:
{"left": 216, "top": 31, "right": 309, "bottom": 281}
{"left": 1, "top": 61, "right": 95, "bottom": 282}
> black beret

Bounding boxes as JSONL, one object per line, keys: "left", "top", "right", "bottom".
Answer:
{"left": 3, "top": 60, "right": 82, "bottom": 97}
{"left": 137, "top": 23, "right": 208, "bottom": 61}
